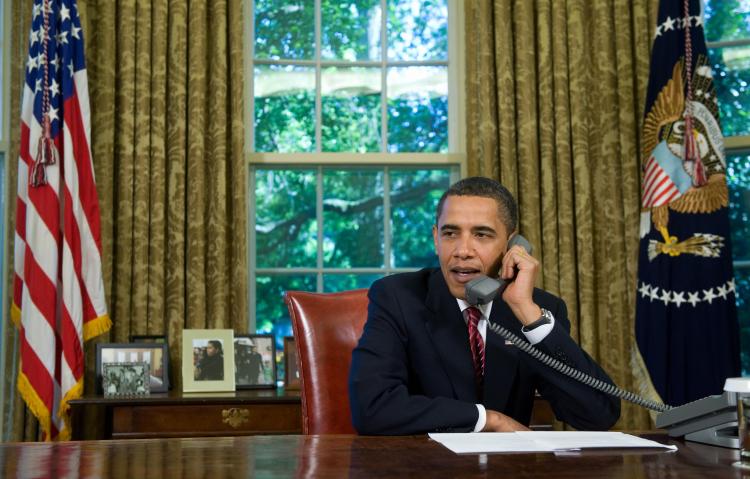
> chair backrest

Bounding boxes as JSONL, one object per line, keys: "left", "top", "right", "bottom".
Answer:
{"left": 284, "top": 289, "right": 369, "bottom": 434}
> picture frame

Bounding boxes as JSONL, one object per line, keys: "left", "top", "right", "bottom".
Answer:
{"left": 182, "top": 329, "right": 235, "bottom": 393}
{"left": 284, "top": 336, "right": 300, "bottom": 391}
{"left": 102, "top": 362, "right": 150, "bottom": 397}
{"left": 129, "top": 334, "right": 167, "bottom": 344}
{"left": 234, "top": 334, "right": 277, "bottom": 390}
{"left": 96, "top": 343, "right": 169, "bottom": 393}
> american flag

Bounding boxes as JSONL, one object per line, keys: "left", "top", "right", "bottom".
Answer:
{"left": 12, "top": 0, "right": 109, "bottom": 440}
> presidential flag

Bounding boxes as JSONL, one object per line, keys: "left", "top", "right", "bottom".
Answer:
{"left": 12, "top": 0, "right": 110, "bottom": 440}
{"left": 634, "top": 0, "right": 740, "bottom": 407}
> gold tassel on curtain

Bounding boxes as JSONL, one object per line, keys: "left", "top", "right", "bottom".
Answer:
{"left": 465, "top": 0, "right": 659, "bottom": 430}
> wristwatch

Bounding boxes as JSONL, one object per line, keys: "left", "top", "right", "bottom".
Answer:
{"left": 521, "top": 308, "right": 554, "bottom": 332}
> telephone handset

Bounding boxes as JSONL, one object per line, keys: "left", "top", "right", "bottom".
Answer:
{"left": 465, "top": 235, "right": 738, "bottom": 448}
{"left": 464, "top": 234, "right": 532, "bottom": 305}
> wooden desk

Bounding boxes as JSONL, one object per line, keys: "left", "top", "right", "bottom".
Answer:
{"left": 0, "top": 434, "right": 739, "bottom": 478}
{"left": 68, "top": 389, "right": 302, "bottom": 440}
{"left": 69, "top": 390, "right": 554, "bottom": 440}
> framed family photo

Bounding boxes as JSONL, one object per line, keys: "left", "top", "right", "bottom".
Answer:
{"left": 96, "top": 343, "right": 169, "bottom": 393}
{"left": 182, "top": 329, "right": 235, "bottom": 393}
{"left": 102, "top": 362, "right": 150, "bottom": 397}
{"left": 284, "top": 336, "right": 300, "bottom": 390}
{"left": 234, "top": 334, "right": 276, "bottom": 389}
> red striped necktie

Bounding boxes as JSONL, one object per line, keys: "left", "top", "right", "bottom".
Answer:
{"left": 464, "top": 306, "right": 485, "bottom": 396}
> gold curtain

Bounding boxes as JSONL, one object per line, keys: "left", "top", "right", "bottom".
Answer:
{"left": 5, "top": 0, "right": 247, "bottom": 440}
{"left": 465, "top": 0, "right": 658, "bottom": 429}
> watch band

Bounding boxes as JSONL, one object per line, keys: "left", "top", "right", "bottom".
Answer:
{"left": 522, "top": 308, "right": 553, "bottom": 332}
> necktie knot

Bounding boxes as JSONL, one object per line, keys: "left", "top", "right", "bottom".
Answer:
{"left": 465, "top": 306, "right": 481, "bottom": 327}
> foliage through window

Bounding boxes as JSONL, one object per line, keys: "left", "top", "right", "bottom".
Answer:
{"left": 252, "top": 0, "right": 449, "bottom": 153}
{"left": 705, "top": 0, "right": 750, "bottom": 373}
{"left": 248, "top": 0, "right": 459, "bottom": 382}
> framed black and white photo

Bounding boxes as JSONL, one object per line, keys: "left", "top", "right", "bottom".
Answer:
{"left": 182, "top": 329, "right": 235, "bottom": 393}
{"left": 234, "top": 334, "right": 276, "bottom": 389}
{"left": 102, "top": 362, "right": 150, "bottom": 397}
{"left": 96, "top": 343, "right": 169, "bottom": 393}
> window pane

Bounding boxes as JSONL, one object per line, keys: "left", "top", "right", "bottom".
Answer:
{"left": 255, "top": 273, "right": 316, "bottom": 341}
{"left": 728, "top": 154, "right": 750, "bottom": 259}
{"left": 322, "top": 0, "right": 381, "bottom": 61}
{"left": 728, "top": 154, "right": 750, "bottom": 374}
{"left": 390, "top": 169, "right": 450, "bottom": 267}
{"left": 387, "top": 0, "right": 448, "bottom": 61}
{"left": 254, "top": 0, "right": 314, "bottom": 60}
{"left": 387, "top": 67, "right": 448, "bottom": 152}
{"left": 255, "top": 169, "right": 317, "bottom": 267}
{"left": 323, "top": 169, "right": 384, "bottom": 267}
{"left": 322, "top": 67, "right": 382, "bottom": 152}
{"left": 254, "top": 65, "right": 316, "bottom": 152}
{"left": 709, "top": 45, "right": 750, "bottom": 136}
{"left": 323, "top": 273, "right": 382, "bottom": 292}
{"left": 704, "top": 0, "right": 750, "bottom": 43}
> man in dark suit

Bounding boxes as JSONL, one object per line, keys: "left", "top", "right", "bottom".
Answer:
{"left": 349, "top": 177, "right": 620, "bottom": 434}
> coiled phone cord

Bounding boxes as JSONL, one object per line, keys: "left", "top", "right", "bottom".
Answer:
{"left": 487, "top": 320, "right": 672, "bottom": 413}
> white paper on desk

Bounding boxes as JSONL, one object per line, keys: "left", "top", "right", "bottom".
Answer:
{"left": 429, "top": 432, "right": 549, "bottom": 454}
{"left": 428, "top": 431, "right": 678, "bottom": 454}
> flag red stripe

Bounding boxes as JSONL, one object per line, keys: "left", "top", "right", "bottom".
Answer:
{"left": 652, "top": 186, "right": 679, "bottom": 206}
{"left": 642, "top": 161, "right": 663, "bottom": 193}
{"left": 64, "top": 91, "right": 102, "bottom": 253}
{"left": 16, "top": 198, "right": 26, "bottom": 241}
{"left": 60, "top": 306, "right": 83, "bottom": 379}
{"left": 13, "top": 275, "right": 23, "bottom": 311}
{"left": 23, "top": 246, "right": 58, "bottom": 332}
{"left": 649, "top": 174, "right": 676, "bottom": 202}
{"left": 19, "top": 332, "right": 55, "bottom": 408}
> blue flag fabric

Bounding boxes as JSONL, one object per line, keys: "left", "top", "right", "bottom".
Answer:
{"left": 635, "top": 0, "right": 740, "bottom": 407}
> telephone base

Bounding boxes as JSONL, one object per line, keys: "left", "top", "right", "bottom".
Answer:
{"left": 684, "top": 421, "right": 739, "bottom": 449}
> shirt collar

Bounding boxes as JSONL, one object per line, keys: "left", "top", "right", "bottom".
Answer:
{"left": 456, "top": 298, "right": 493, "bottom": 319}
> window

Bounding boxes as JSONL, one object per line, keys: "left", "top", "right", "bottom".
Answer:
{"left": 705, "top": 0, "right": 750, "bottom": 372}
{"left": 246, "top": 0, "right": 464, "bottom": 374}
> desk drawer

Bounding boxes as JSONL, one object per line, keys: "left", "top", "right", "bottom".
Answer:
{"left": 111, "top": 403, "right": 302, "bottom": 439}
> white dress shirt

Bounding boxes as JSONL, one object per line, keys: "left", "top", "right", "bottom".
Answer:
{"left": 455, "top": 299, "right": 555, "bottom": 432}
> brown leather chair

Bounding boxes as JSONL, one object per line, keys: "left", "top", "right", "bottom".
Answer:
{"left": 284, "top": 289, "right": 369, "bottom": 434}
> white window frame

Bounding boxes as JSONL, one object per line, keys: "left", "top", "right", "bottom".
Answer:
{"left": 244, "top": 0, "right": 466, "bottom": 330}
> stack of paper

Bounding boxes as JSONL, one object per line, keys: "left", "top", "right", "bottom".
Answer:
{"left": 428, "top": 431, "right": 678, "bottom": 454}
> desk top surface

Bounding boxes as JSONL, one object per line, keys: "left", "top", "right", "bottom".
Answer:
{"left": 1, "top": 434, "right": 740, "bottom": 478}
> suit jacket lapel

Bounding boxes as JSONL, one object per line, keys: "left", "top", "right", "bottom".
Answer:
{"left": 424, "top": 270, "right": 478, "bottom": 403}
{"left": 483, "top": 300, "right": 520, "bottom": 412}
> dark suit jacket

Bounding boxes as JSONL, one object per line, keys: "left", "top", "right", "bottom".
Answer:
{"left": 349, "top": 269, "right": 620, "bottom": 435}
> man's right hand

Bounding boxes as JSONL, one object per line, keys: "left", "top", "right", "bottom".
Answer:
{"left": 482, "top": 410, "right": 531, "bottom": 432}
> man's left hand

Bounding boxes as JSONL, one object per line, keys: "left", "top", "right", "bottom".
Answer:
{"left": 500, "top": 244, "right": 542, "bottom": 326}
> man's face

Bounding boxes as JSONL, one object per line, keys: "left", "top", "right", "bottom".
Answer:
{"left": 207, "top": 344, "right": 217, "bottom": 356}
{"left": 433, "top": 195, "right": 509, "bottom": 300}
